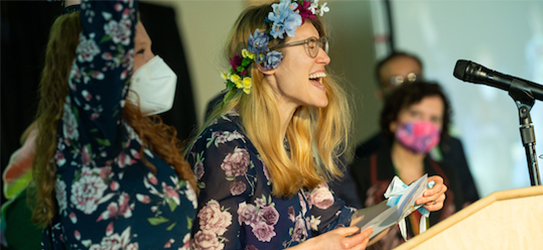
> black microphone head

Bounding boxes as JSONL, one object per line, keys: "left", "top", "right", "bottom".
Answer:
{"left": 453, "top": 60, "right": 470, "bottom": 81}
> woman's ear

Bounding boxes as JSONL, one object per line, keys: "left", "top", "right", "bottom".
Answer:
{"left": 389, "top": 121, "right": 398, "bottom": 134}
{"left": 256, "top": 63, "right": 276, "bottom": 76}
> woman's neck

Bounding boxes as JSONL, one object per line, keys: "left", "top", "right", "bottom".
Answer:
{"left": 263, "top": 76, "right": 299, "bottom": 139}
{"left": 391, "top": 141, "right": 426, "bottom": 184}
{"left": 277, "top": 102, "right": 297, "bottom": 140}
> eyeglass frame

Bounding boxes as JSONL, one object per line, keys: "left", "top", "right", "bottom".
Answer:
{"left": 382, "top": 72, "right": 420, "bottom": 88}
{"left": 276, "top": 36, "right": 329, "bottom": 58}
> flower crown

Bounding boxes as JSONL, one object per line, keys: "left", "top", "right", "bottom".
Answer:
{"left": 221, "top": 0, "right": 329, "bottom": 98}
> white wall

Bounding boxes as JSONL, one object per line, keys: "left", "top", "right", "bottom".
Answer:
{"left": 390, "top": 0, "right": 543, "bottom": 197}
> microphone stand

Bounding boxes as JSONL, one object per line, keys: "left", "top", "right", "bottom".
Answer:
{"left": 509, "top": 79, "right": 541, "bottom": 186}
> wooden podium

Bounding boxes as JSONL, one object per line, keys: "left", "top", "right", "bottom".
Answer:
{"left": 394, "top": 186, "right": 543, "bottom": 250}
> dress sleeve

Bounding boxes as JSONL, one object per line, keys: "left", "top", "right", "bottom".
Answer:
{"left": 308, "top": 183, "right": 356, "bottom": 235}
{"left": 64, "top": 0, "right": 137, "bottom": 162}
{"left": 187, "top": 128, "right": 257, "bottom": 250}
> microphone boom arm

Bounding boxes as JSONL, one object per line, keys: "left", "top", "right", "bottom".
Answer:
{"left": 509, "top": 79, "right": 541, "bottom": 186}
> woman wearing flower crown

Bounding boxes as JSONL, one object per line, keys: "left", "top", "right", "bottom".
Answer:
{"left": 186, "top": 0, "right": 448, "bottom": 249}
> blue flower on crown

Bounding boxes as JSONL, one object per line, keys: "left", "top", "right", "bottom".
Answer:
{"left": 264, "top": 51, "right": 284, "bottom": 70}
{"left": 268, "top": 0, "right": 302, "bottom": 39}
{"left": 248, "top": 29, "right": 270, "bottom": 54}
{"left": 248, "top": 29, "right": 270, "bottom": 65}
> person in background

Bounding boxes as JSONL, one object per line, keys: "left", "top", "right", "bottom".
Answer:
{"left": 350, "top": 81, "right": 465, "bottom": 250}
{"left": 186, "top": 1, "right": 448, "bottom": 249}
{"left": 31, "top": 0, "right": 197, "bottom": 248}
{"left": 1, "top": 123, "right": 41, "bottom": 249}
{"left": 355, "top": 51, "right": 479, "bottom": 206}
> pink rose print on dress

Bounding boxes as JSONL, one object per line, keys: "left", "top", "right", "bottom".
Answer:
{"left": 192, "top": 231, "right": 224, "bottom": 250}
{"left": 288, "top": 206, "right": 296, "bottom": 222}
{"left": 261, "top": 206, "right": 279, "bottom": 226}
{"left": 216, "top": 133, "right": 228, "bottom": 144}
{"left": 230, "top": 181, "right": 247, "bottom": 196}
{"left": 221, "top": 147, "right": 250, "bottom": 178}
{"left": 239, "top": 198, "right": 279, "bottom": 242}
{"left": 194, "top": 161, "right": 204, "bottom": 180}
{"left": 291, "top": 216, "right": 308, "bottom": 242}
{"left": 310, "top": 184, "right": 334, "bottom": 210}
{"left": 227, "top": 130, "right": 245, "bottom": 141}
{"left": 237, "top": 202, "right": 259, "bottom": 226}
{"left": 70, "top": 167, "right": 108, "bottom": 214}
{"left": 252, "top": 222, "right": 276, "bottom": 242}
{"left": 254, "top": 197, "right": 266, "bottom": 208}
{"left": 198, "top": 200, "right": 232, "bottom": 236}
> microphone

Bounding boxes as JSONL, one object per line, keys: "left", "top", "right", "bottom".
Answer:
{"left": 453, "top": 60, "right": 543, "bottom": 101}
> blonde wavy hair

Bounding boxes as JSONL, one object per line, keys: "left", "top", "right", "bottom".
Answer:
{"left": 202, "top": 2, "right": 353, "bottom": 198}
{"left": 32, "top": 11, "right": 197, "bottom": 228}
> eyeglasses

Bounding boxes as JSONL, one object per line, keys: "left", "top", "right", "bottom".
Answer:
{"left": 281, "top": 36, "right": 329, "bottom": 58}
{"left": 385, "top": 72, "right": 420, "bottom": 87}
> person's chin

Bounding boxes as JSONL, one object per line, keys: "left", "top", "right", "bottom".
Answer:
{"left": 311, "top": 97, "right": 329, "bottom": 108}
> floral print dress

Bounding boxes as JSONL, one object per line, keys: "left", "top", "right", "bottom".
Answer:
{"left": 43, "top": 1, "right": 196, "bottom": 249}
{"left": 186, "top": 112, "right": 355, "bottom": 250}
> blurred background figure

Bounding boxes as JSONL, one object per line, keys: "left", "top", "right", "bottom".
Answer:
{"left": 1, "top": 123, "right": 41, "bottom": 249}
{"left": 350, "top": 81, "right": 465, "bottom": 250}
{"left": 354, "top": 51, "right": 479, "bottom": 206}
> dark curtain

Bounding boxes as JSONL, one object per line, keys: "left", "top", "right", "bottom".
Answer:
{"left": 139, "top": 2, "right": 197, "bottom": 145}
{"left": 1, "top": 1, "right": 196, "bottom": 204}
{"left": 1, "top": 1, "right": 62, "bottom": 205}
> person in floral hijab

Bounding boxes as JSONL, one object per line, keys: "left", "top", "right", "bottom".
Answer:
{"left": 31, "top": 0, "right": 197, "bottom": 249}
{"left": 186, "top": 1, "right": 448, "bottom": 249}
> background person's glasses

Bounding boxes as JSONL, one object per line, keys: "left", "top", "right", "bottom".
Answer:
{"left": 282, "top": 36, "right": 329, "bottom": 58}
{"left": 387, "top": 72, "right": 420, "bottom": 87}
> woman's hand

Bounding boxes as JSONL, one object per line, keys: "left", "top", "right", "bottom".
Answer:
{"left": 415, "top": 175, "right": 447, "bottom": 211}
{"left": 288, "top": 226, "right": 373, "bottom": 250}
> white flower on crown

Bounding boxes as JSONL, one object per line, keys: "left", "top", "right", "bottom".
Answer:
{"left": 309, "top": 0, "right": 320, "bottom": 14}
{"left": 317, "top": 2, "right": 329, "bottom": 16}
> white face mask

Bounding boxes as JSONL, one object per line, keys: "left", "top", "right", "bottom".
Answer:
{"left": 127, "top": 55, "right": 177, "bottom": 115}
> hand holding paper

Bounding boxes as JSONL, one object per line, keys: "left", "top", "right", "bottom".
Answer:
{"left": 416, "top": 175, "right": 447, "bottom": 212}
{"left": 351, "top": 174, "right": 447, "bottom": 241}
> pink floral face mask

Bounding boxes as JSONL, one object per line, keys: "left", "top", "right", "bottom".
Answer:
{"left": 395, "top": 120, "right": 440, "bottom": 154}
